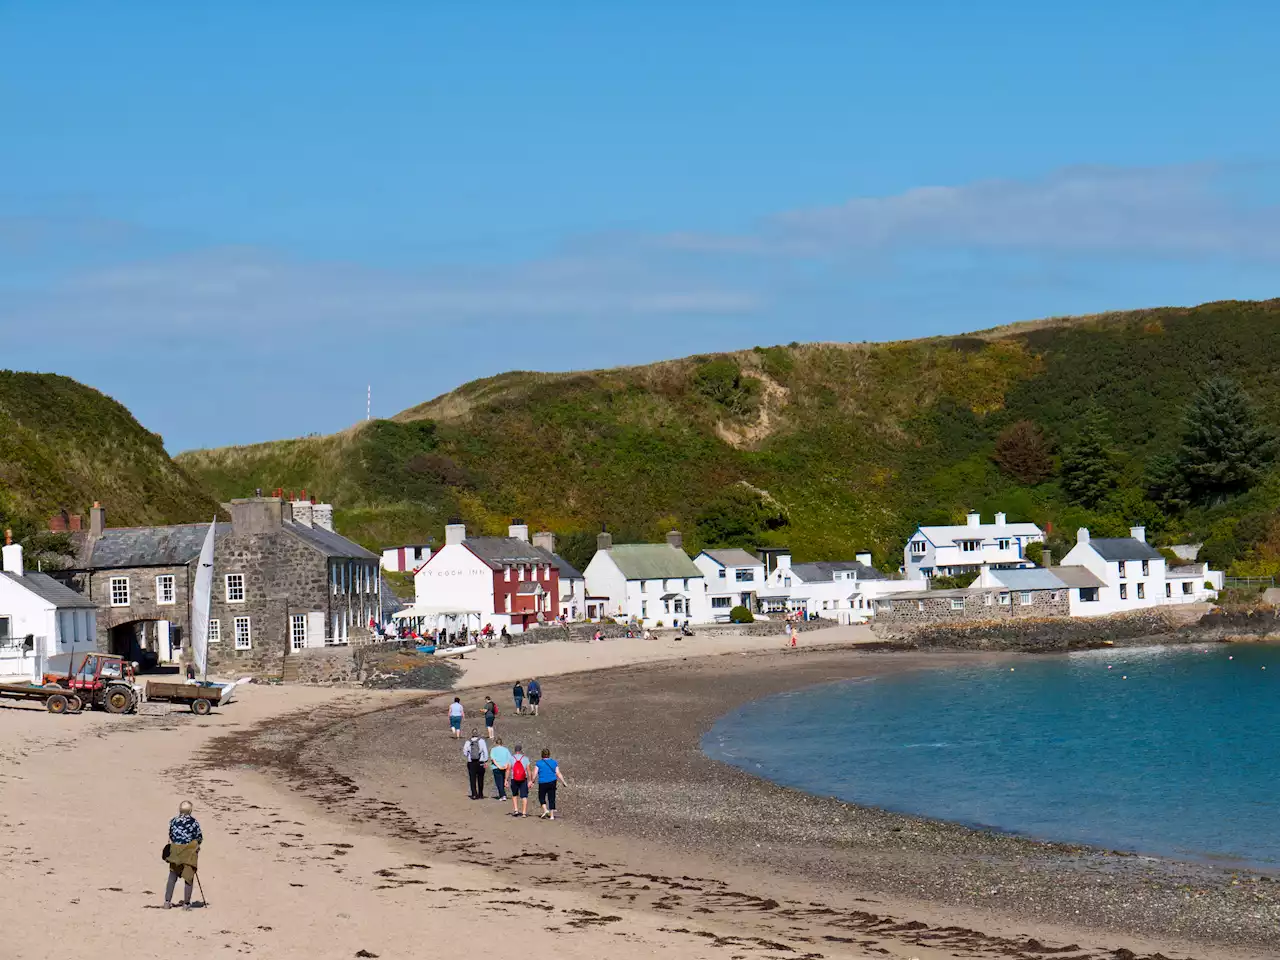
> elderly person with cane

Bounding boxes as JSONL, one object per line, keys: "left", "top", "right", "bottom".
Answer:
{"left": 163, "top": 800, "right": 203, "bottom": 909}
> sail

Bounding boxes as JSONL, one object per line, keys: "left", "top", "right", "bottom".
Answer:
{"left": 190, "top": 517, "right": 217, "bottom": 681}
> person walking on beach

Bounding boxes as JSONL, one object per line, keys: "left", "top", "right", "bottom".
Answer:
{"left": 533, "top": 748, "right": 568, "bottom": 820}
{"left": 509, "top": 744, "right": 531, "bottom": 817}
{"left": 513, "top": 680, "right": 525, "bottom": 715}
{"left": 527, "top": 678, "right": 541, "bottom": 716}
{"left": 484, "top": 696, "right": 498, "bottom": 738}
{"left": 448, "top": 697, "right": 464, "bottom": 738}
{"left": 463, "top": 729, "right": 489, "bottom": 799}
{"left": 488, "top": 736, "right": 512, "bottom": 801}
{"left": 163, "top": 800, "right": 203, "bottom": 909}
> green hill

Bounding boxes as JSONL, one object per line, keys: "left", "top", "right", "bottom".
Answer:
{"left": 0, "top": 372, "right": 222, "bottom": 546}
{"left": 176, "top": 298, "right": 1280, "bottom": 574}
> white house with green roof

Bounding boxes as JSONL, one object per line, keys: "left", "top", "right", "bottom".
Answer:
{"left": 583, "top": 530, "right": 710, "bottom": 626}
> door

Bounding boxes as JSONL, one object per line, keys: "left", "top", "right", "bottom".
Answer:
{"left": 291, "top": 614, "right": 307, "bottom": 651}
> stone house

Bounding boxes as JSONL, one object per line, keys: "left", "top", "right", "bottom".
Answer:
{"left": 874, "top": 581, "right": 1071, "bottom": 633}
{"left": 62, "top": 497, "right": 380, "bottom": 676}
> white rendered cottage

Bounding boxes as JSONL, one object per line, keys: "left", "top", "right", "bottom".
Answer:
{"left": 692, "top": 548, "right": 767, "bottom": 618}
{"left": 583, "top": 530, "right": 709, "bottom": 626}
{"left": 761, "top": 552, "right": 926, "bottom": 622}
{"left": 904, "top": 512, "right": 1044, "bottom": 579}
{"left": 1059, "top": 526, "right": 1220, "bottom": 616}
{"left": 0, "top": 536, "right": 99, "bottom": 682}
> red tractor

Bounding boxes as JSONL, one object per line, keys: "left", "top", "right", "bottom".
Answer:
{"left": 42, "top": 653, "right": 139, "bottom": 714}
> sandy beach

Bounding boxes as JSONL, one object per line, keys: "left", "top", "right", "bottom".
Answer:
{"left": 1, "top": 627, "right": 1274, "bottom": 960}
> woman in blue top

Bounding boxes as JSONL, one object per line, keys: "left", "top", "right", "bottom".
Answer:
{"left": 533, "top": 747, "right": 568, "bottom": 820}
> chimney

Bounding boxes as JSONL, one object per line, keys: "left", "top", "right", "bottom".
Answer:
{"left": 1077, "top": 527, "right": 1090, "bottom": 545}
{"left": 69, "top": 514, "right": 81, "bottom": 532}
{"left": 2, "top": 530, "right": 23, "bottom": 577}
{"left": 665, "top": 529, "right": 684, "bottom": 550}
{"left": 777, "top": 553, "right": 792, "bottom": 571}
{"left": 1042, "top": 549, "right": 1052, "bottom": 569}
{"left": 311, "top": 503, "right": 334, "bottom": 531}
{"left": 89, "top": 501, "right": 106, "bottom": 537}
{"left": 445, "top": 520, "right": 467, "bottom": 546}
{"left": 1130, "top": 526, "right": 1146, "bottom": 543}
{"left": 508, "top": 518, "right": 529, "bottom": 543}
{"left": 855, "top": 551, "right": 872, "bottom": 566}
{"left": 533, "top": 531, "right": 555, "bottom": 555}
{"left": 596, "top": 526, "right": 613, "bottom": 552}
{"left": 966, "top": 512, "right": 981, "bottom": 528}
{"left": 291, "top": 499, "right": 314, "bottom": 528}
{"left": 229, "top": 496, "right": 284, "bottom": 535}
{"left": 995, "top": 512, "right": 1007, "bottom": 527}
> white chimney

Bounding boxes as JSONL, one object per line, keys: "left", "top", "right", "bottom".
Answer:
{"left": 508, "top": 519, "right": 529, "bottom": 542}
{"left": 966, "top": 512, "right": 981, "bottom": 528}
{"left": 1130, "top": 526, "right": 1146, "bottom": 543}
{"left": 446, "top": 521, "right": 467, "bottom": 545}
{"left": 1077, "top": 527, "right": 1091, "bottom": 545}
{"left": 995, "top": 512, "right": 1006, "bottom": 527}
{"left": 777, "top": 554, "right": 792, "bottom": 571}
{"left": 2, "top": 530, "right": 23, "bottom": 576}
{"left": 855, "top": 552, "right": 872, "bottom": 566}
{"left": 311, "top": 503, "right": 334, "bottom": 531}
{"left": 291, "top": 499, "right": 314, "bottom": 527}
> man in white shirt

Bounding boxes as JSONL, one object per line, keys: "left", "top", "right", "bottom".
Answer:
{"left": 463, "top": 729, "right": 489, "bottom": 799}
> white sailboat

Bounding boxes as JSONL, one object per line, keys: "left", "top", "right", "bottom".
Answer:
{"left": 191, "top": 516, "right": 217, "bottom": 683}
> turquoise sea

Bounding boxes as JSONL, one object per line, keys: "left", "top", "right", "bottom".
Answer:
{"left": 703, "top": 645, "right": 1280, "bottom": 870}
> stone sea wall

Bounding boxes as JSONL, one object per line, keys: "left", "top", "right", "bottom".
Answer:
{"left": 874, "top": 608, "right": 1196, "bottom": 652}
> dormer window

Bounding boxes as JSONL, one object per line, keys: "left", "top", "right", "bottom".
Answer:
{"left": 504, "top": 565, "right": 511, "bottom": 582}
{"left": 997, "top": 538, "right": 1010, "bottom": 551}
{"left": 960, "top": 540, "right": 981, "bottom": 553}
{"left": 911, "top": 541, "right": 926, "bottom": 555}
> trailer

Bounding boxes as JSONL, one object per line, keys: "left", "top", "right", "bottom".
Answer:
{"left": 0, "top": 681, "right": 83, "bottom": 714}
{"left": 144, "top": 680, "right": 226, "bottom": 715}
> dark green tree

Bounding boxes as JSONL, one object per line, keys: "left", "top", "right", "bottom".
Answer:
{"left": 695, "top": 485, "right": 788, "bottom": 547}
{"left": 1060, "top": 407, "right": 1117, "bottom": 507}
{"left": 1174, "top": 377, "right": 1276, "bottom": 505}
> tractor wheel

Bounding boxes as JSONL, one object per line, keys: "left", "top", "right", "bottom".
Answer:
{"left": 46, "top": 694, "right": 69, "bottom": 714}
{"left": 66, "top": 695, "right": 84, "bottom": 713}
{"left": 103, "top": 686, "right": 133, "bottom": 714}
{"left": 191, "top": 698, "right": 212, "bottom": 716}
{"left": 43, "top": 681, "right": 64, "bottom": 690}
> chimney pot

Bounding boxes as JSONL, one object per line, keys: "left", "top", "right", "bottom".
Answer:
{"left": 596, "top": 529, "right": 613, "bottom": 552}
{"left": 89, "top": 502, "right": 106, "bottom": 537}
{"left": 508, "top": 520, "right": 530, "bottom": 543}
{"left": 966, "top": 512, "right": 981, "bottom": 528}
{"left": 665, "top": 529, "right": 684, "bottom": 550}
{"left": 1130, "top": 525, "right": 1146, "bottom": 543}
{"left": 1042, "top": 549, "right": 1052, "bottom": 568}
{"left": 1077, "top": 527, "right": 1090, "bottom": 545}
{"left": 2, "top": 533, "right": 23, "bottom": 577}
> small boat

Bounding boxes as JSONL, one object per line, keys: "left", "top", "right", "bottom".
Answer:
{"left": 432, "top": 644, "right": 476, "bottom": 658}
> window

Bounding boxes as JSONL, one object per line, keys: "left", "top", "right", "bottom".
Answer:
{"left": 961, "top": 540, "right": 980, "bottom": 553}
{"left": 674, "top": 598, "right": 684, "bottom": 614}
{"left": 735, "top": 569, "right": 754, "bottom": 582}
{"left": 1142, "top": 560, "right": 1150, "bottom": 576}
{"left": 1019, "top": 591, "right": 1032, "bottom": 605}
{"left": 155, "top": 574, "right": 175, "bottom": 605}
{"left": 950, "top": 597, "right": 966, "bottom": 610}
{"left": 518, "top": 564, "right": 526, "bottom": 581}
{"left": 1080, "top": 588, "right": 1099, "bottom": 602}
{"left": 783, "top": 576, "right": 791, "bottom": 587}
{"left": 225, "top": 573, "right": 245, "bottom": 603}
{"left": 1166, "top": 583, "right": 1172, "bottom": 598}
{"left": 712, "top": 597, "right": 732, "bottom": 609}
{"left": 639, "top": 580, "right": 646, "bottom": 593}
{"left": 683, "top": 578, "right": 689, "bottom": 590}
{"left": 109, "top": 577, "right": 130, "bottom": 607}
{"left": 291, "top": 614, "right": 307, "bottom": 651}
{"left": 911, "top": 541, "right": 926, "bottom": 555}
{"left": 984, "top": 593, "right": 993, "bottom": 606}
{"left": 1137, "top": 583, "right": 1145, "bottom": 600}
{"left": 234, "top": 616, "right": 252, "bottom": 649}
{"left": 640, "top": 602, "right": 647, "bottom": 617}
{"left": 1184, "top": 581, "right": 1194, "bottom": 595}
{"left": 998, "top": 592, "right": 1010, "bottom": 605}
{"left": 1119, "top": 584, "right": 1128, "bottom": 600}
{"left": 0, "top": 616, "right": 11, "bottom": 647}
{"left": 1117, "top": 561, "right": 1126, "bottom": 578}
{"left": 504, "top": 565, "right": 511, "bottom": 582}
{"left": 997, "top": 538, "right": 1010, "bottom": 551}
{"left": 208, "top": 619, "right": 221, "bottom": 643}
{"left": 718, "top": 568, "right": 726, "bottom": 579}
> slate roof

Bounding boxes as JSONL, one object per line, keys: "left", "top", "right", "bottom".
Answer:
{"left": 1048, "top": 566, "right": 1107, "bottom": 589}
{"left": 463, "top": 536, "right": 557, "bottom": 569}
{"left": 0, "top": 571, "right": 97, "bottom": 608}
{"left": 287, "top": 522, "right": 378, "bottom": 560}
{"left": 989, "top": 568, "right": 1070, "bottom": 591}
{"left": 916, "top": 522, "right": 1042, "bottom": 544}
{"left": 1087, "top": 538, "right": 1163, "bottom": 562}
{"left": 516, "top": 582, "right": 545, "bottom": 595}
{"left": 86, "top": 522, "right": 232, "bottom": 568}
{"left": 606, "top": 544, "right": 703, "bottom": 581}
{"left": 790, "top": 560, "right": 887, "bottom": 582}
{"left": 699, "top": 548, "right": 762, "bottom": 568}
{"left": 551, "top": 554, "right": 584, "bottom": 581}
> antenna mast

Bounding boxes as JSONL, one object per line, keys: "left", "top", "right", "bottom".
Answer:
{"left": 366, "top": 384, "right": 371, "bottom": 421}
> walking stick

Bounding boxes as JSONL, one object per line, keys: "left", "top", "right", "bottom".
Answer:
{"left": 195, "top": 871, "right": 208, "bottom": 906}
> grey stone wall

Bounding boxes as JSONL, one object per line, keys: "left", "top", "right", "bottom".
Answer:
{"left": 86, "top": 563, "right": 194, "bottom": 643}
{"left": 293, "top": 646, "right": 359, "bottom": 684}
{"left": 885, "top": 608, "right": 1189, "bottom": 651}
{"left": 873, "top": 589, "right": 1069, "bottom": 634}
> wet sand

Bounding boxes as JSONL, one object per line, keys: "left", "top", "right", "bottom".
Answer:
{"left": 215, "top": 644, "right": 1279, "bottom": 960}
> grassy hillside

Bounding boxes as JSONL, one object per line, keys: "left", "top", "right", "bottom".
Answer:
{"left": 177, "top": 299, "right": 1280, "bottom": 574}
{"left": 0, "top": 372, "right": 222, "bottom": 545}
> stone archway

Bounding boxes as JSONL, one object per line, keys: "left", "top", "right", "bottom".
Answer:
{"left": 106, "top": 619, "right": 181, "bottom": 672}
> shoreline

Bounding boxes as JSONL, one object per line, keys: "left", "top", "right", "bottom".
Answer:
{"left": 211, "top": 642, "right": 1279, "bottom": 960}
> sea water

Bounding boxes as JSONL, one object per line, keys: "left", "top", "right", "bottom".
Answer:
{"left": 703, "top": 645, "right": 1280, "bottom": 869}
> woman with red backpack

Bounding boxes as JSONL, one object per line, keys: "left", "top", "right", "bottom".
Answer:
{"left": 508, "top": 743, "right": 532, "bottom": 817}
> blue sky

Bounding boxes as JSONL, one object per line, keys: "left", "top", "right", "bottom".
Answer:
{"left": 5, "top": 2, "right": 1280, "bottom": 451}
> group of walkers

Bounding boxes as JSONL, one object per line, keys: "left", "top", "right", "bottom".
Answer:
{"left": 448, "top": 677, "right": 564, "bottom": 818}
